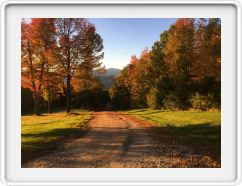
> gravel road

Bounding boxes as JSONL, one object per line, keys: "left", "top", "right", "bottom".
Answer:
{"left": 23, "top": 111, "right": 220, "bottom": 168}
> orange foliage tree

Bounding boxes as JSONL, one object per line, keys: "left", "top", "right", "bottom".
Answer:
{"left": 21, "top": 18, "right": 56, "bottom": 115}
{"left": 21, "top": 18, "right": 104, "bottom": 114}
{"left": 55, "top": 19, "right": 104, "bottom": 113}
{"left": 111, "top": 18, "right": 221, "bottom": 110}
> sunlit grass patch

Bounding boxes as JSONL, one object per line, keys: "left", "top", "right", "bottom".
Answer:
{"left": 125, "top": 109, "right": 221, "bottom": 127}
{"left": 21, "top": 110, "right": 92, "bottom": 164}
{"left": 125, "top": 109, "right": 221, "bottom": 163}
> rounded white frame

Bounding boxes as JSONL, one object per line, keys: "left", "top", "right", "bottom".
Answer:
{"left": 0, "top": 1, "right": 241, "bottom": 186}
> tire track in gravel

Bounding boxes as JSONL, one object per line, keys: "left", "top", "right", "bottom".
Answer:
{"left": 23, "top": 111, "right": 155, "bottom": 168}
{"left": 23, "top": 111, "right": 220, "bottom": 168}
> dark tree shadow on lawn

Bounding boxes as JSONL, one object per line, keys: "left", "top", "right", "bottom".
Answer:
{"left": 22, "top": 122, "right": 220, "bottom": 167}
{"left": 149, "top": 123, "right": 221, "bottom": 161}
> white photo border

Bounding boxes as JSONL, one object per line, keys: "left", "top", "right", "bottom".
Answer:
{"left": 0, "top": 0, "right": 241, "bottom": 186}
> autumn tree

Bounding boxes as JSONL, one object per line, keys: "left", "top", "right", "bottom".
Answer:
{"left": 80, "top": 24, "right": 104, "bottom": 92}
{"left": 22, "top": 18, "right": 221, "bottom": 112}
{"left": 148, "top": 30, "right": 170, "bottom": 109}
{"left": 21, "top": 20, "right": 40, "bottom": 114}
{"left": 129, "top": 50, "right": 153, "bottom": 107}
{"left": 55, "top": 18, "right": 104, "bottom": 113}
{"left": 110, "top": 49, "right": 153, "bottom": 108}
{"left": 164, "top": 18, "right": 195, "bottom": 109}
{"left": 21, "top": 18, "right": 58, "bottom": 114}
{"left": 29, "top": 18, "right": 57, "bottom": 113}
{"left": 190, "top": 18, "right": 221, "bottom": 109}
{"left": 192, "top": 18, "right": 221, "bottom": 81}
{"left": 111, "top": 18, "right": 221, "bottom": 111}
{"left": 109, "top": 70, "right": 131, "bottom": 109}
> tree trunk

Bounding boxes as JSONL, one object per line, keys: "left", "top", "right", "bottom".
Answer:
{"left": 66, "top": 73, "right": 71, "bottom": 113}
{"left": 48, "top": 100, "right": 51, "bottom": 113}
{"left": 36, "top": 92, "right": 41, "bottom": 115}
{"left": 46, "top": 63, "right": 51, "bottom": 114}
{"left": 66, "top": 34, "right": 71, "bottom": 113}
{"left": 48, "top": 89, "right": 51, "bottom": 114}
{"left": 27, "top": 39, "right": 40, "bottom": 115}
{"left": 37, "top": 59, "right": 45, "bottom": 110}
{"left": 84, "top": 79, "right": 87, "bottom": 92}
{"left": 66, "top": 52, "right": 71, "bottom": 113}
{"left": 32, "top": 90, "right": 39, "bottom": 115}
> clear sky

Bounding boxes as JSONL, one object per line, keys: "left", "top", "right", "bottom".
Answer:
{"left": 88, "top": 18, "right": 177, "bottom": 69}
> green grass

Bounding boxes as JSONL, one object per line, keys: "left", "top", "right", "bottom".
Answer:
{"left": 125, "top": 109, "right": 221, "bottom": 127}
{"left": 125, "top": 109, "right": 221, "bottom": 160}
{"left": 21, "top": 109, "right": 92, "bottom": 163}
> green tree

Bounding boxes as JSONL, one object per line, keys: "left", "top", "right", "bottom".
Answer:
{"left": 164, "top": 18, "right": 195, "bottom": 109}
{"left": 150, "top": 30, "right": 170, "bottom": 108}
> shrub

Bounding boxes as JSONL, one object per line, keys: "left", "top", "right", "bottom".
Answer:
{"left": 189, "top": 92, "right": 219, "bottom": 111}
{"left": 146, "top": 88, "right": 160, "bottom": 109}
{"left": 163, "top": 93, "right": 180, "bottom": 110}
{"left": 110, "top": 85, "right": 131, "bottom": 110}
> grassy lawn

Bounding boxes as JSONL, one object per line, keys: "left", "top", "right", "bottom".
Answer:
{"left": 126, "top": 109, "right": 220, "bottom": 126}
{"left": 125, "top": 109, "right": 221, "bottom": 161}
{"left": 21, "top": 109, "right": 92, "bottom": 164}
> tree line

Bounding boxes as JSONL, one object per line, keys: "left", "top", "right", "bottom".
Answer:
{"left": 110, "top": 18, "right": 221, "bottom": 111}
{"left": 21, "top": 18, "right": 105, "bottom": 115}
{"left": 22, "top": 18, "right": 221, "bottom": 114}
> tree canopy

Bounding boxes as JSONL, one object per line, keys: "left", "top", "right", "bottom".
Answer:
{"left": 21, "top": 18, "right": 104, "bottom": 114}
{"left": 110, "top": 18, "right": 221, "bottom": 110}
{"left": 22, "top": 18, "right": 221, "bottom": 114}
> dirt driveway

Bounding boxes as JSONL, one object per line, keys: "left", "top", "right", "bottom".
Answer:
{"left": 24, "top": 111, "right": 219, "bottom": 168}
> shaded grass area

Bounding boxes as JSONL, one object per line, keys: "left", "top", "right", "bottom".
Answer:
{"left": 21, "top": 110, "right": 92, "bottom": 164}
{"left": 125, "top": 109, "right": 221, "bottom": 164}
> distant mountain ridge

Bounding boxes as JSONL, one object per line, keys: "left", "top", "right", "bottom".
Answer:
{"left": 103, "top": 68, "right": 120, "bottom": 77}
{"left": 95, "top": 68, "right": 121, "bottom": 89}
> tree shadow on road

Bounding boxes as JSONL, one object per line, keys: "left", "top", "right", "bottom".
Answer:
{"left": 22, "top": 122, "right": 221, "bottom": 168}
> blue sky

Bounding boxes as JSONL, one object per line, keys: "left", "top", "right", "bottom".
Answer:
{"left": 88, "top": 18, "right": 177, "bottom": 69}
